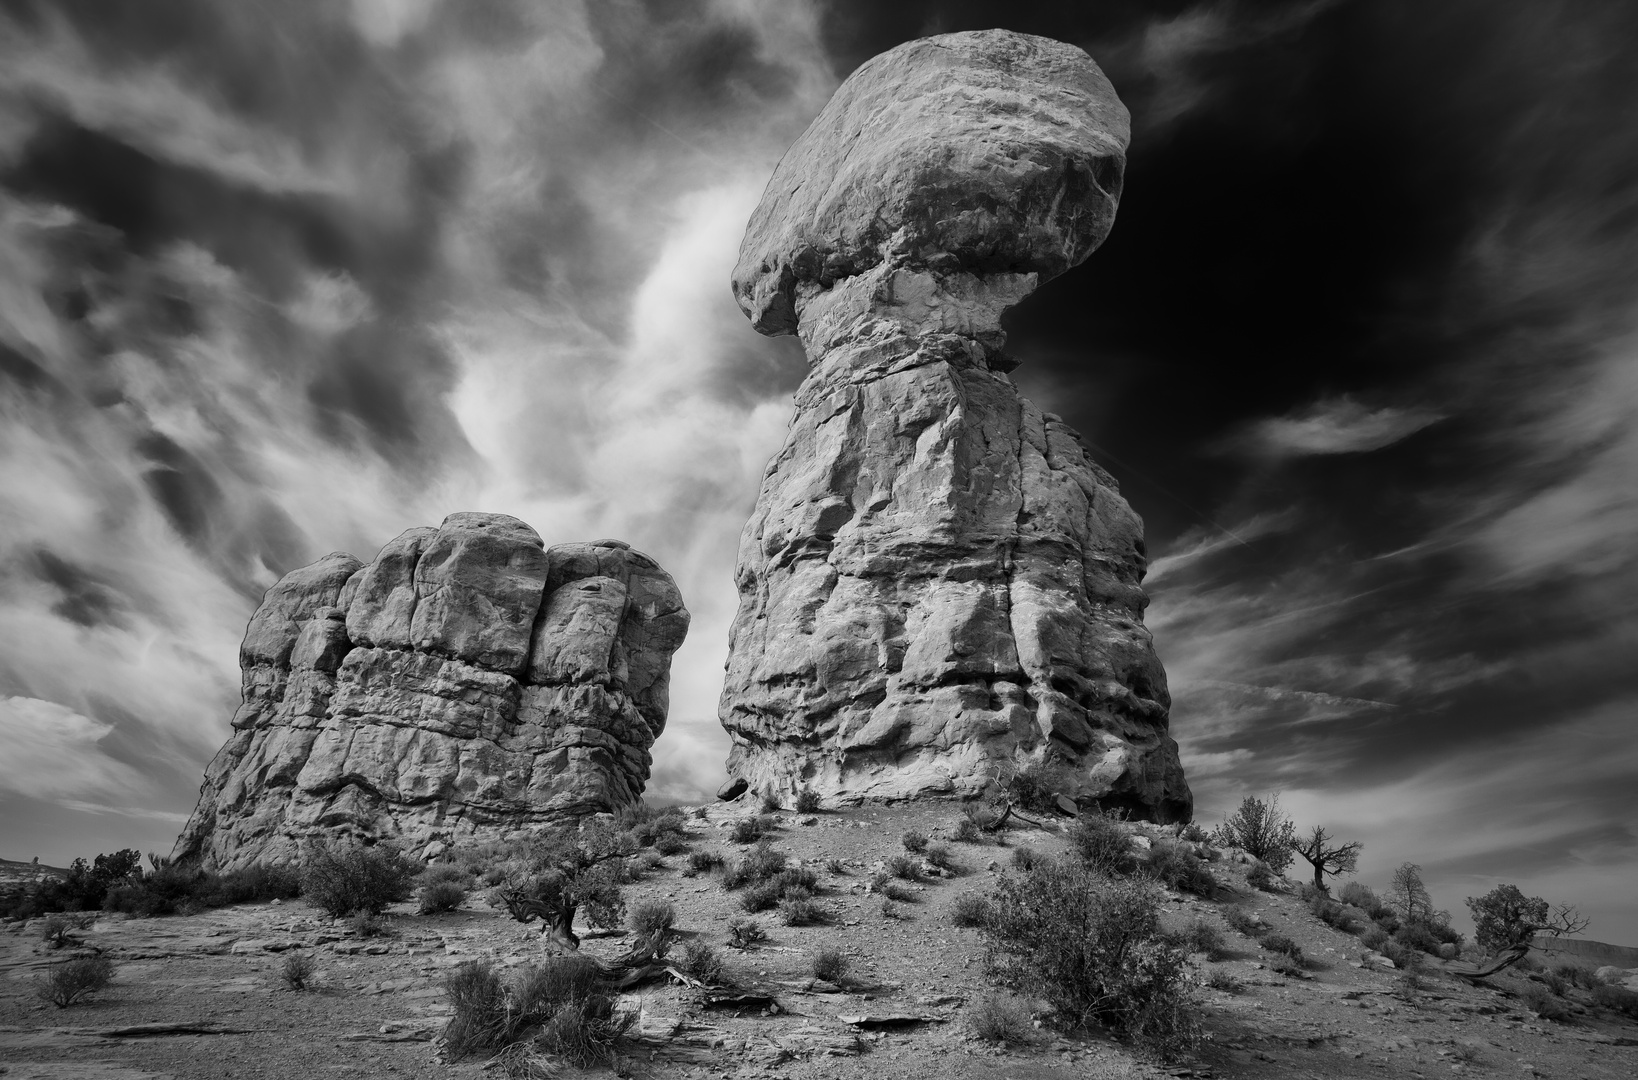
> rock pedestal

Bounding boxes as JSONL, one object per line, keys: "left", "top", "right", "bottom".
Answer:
{"left": 719, "top": 30, "right": 1191, "bottom": 820}
{"left": 174, "top": 514, "right": 689, "bottom": 869}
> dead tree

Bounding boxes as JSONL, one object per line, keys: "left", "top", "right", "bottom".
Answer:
{"left": 1295, "top": 825, "right": 1362, "bottom": 893}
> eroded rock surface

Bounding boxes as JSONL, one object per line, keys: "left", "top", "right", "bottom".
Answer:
{"left": 176, "top": 514, "right": 689, "bottom": 870}
{"left": 720, "top": 30, "right": 1191, "bottom": 820}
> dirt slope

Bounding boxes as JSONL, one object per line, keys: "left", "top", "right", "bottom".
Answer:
{"left": 3, "top": 803, "right": 1634, "bottom": 1079}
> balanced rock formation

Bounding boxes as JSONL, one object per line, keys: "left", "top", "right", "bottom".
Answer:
{"left": 175, "top": 514, "right": 688, "bottom": 870}
{"left": 719, "top": 30, "right": 1190, "bottom": 820}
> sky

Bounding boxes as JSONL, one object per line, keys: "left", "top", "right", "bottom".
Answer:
{"left": 0, "top": 0, "right": 1633, "bottom": 943}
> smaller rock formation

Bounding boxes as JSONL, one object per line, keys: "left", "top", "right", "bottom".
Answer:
{"left": 719, "top": 30, "right": 1190, "bottom": 820}
{"left": 174, "top": 514, "right": 688, "bottom": 870}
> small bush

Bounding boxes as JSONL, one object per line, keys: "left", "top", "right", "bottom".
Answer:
{"left": 1005, "top": 760, "right": 1073, "bottom": 815}
{"left": 739, "top": 881, "right": 781, "bottom": 913}
{"left": 1269, "top": 954, "right": 1305, "bottom": 978}
{"left": 1068, "top": 814, "right": 1135, "bottom": 874}
{"left": 1361, "top": 925, "right": 1390, "bottom": 952}
{"left": 1339, "top": 880, "right": 1386, "bottom": 918}
{"left": 442, "top": 956, "right": 630, "bottom": 1065}
{"left": 901, "top": 830, "right": 929, "bottom": 854}
{"left": 679, "top": 939, "right": 723, "bottom": 984}
{"left": 886, "top": 854, "right": 919, "bottom": 880}
{"left": 422, "top": 863, "right": 472, "bottom": 887}
{"left": 1591, "top": 983, "right": 1638, "bottom": 1019}
{"left": 824, "top": 858, "right": 845, "bottom": 875}
{"left": 418, "top": 881, "right": 466, "bottom": 914}
{"left": 952, "top": 817, "right": 982, "bottom": 843}
{"left": 780, "top": 896, "right": 826, "bottom": 926}
{"left": 871, "top": 875, "right": 917, "bottom": 903}
{"left": 770, "top": 867, "right": 817, "bottom": 894}
{"left": 726, "top": 918, "right": 765, "bottom": 949}
{"left": 1552, "top": 963, "right": 1595, "bottom": 990}
{"left": 925, "top": 843, "right": 958, "bottom": 872}
{"left": 1380, "top": 938, "right": 1422, "bottom": 971}
{"left": 729, "top": 817, "right": 770, "bottom": 844}
{"left": 41, "top": 916, "right": 78, "bottom": 948}
{"left": 812, "top": 946, "right": 850, "bottom": 984}
{"left": 1260, "top": 934, "right": 1303, "bottom": 961}
{"left": 723, "top": 843, "right": 786, "bottom": 889}
{"left": 37, "top": 955, "right": 115, "bottom": 1007}
{"left": 653, "top": 833, "right": 689, "bottom": 856}
{"left": 629, "top": 900, "right": 676, "bottom": 936}
{"left": 881, "top": 899, "right": 908, "bottom": 920}
{"left": 984, "top": 861, "right": 1197, "bottom": 1058}
{"left": 1147, "top": 843, "right": 1216, "bottom": 897}
{"left": 967, "top": 992, "right": 1036, "bottom": 1044}
{"left": 1540, "top": 970, "right": 1568, "bottom": 996}
{"left": 1519, "top": 981, "right": 1573, "bottom": 1022}
{"left": 1177, "top": 919, "right": 1230, "bottom": 961}
{"left": 1309, "top": 893, "right": 1358, "bottom": 932}
{"left": 760, "top": 791, "right": 782, "bottom": 812}
{"left": 688, "top": 851, "right": 725, "bottom": 875}
{"left": 1212, "top": 794, "right": 1297, "bottom": 873}
{"left": 1205, "top": 967, "right": 1244, "bottom": 993}
{"left": 301, "top": 841, "right": 417, "bottom": 917}
{"left": 1246, "top": 864, "right": 1280, "bottom": 892}
{"left": 951, "top": 893, "right": 991, "bottom": 928}
{"left": 1180, "top": 823, "right": 1209, "bottom": 844}
{"left": 793, "top": 788, "right": 822, "bottom": 814}
{"left": 280, "top": 951, "right": 316, "bottom": 990}
{"left": 1223, "top": 907, "right": 1264, "bottom": 937}
{"left": 1010, "top": 847, "right": 1043, "bottom": 872}
{"left": 1395, "top": 917, "right": 1461, "bottom": 957}
{"left": 350, "top": 911, "right": 388, "bottom": 937}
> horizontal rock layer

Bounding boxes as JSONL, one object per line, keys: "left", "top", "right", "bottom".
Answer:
{"left": 175, "top": 515, "right": 688, "bottom": 869}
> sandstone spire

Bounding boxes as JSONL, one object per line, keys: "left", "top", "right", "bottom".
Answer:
{"left": 720, "top": 29, "right": 1191, "bottom": 820}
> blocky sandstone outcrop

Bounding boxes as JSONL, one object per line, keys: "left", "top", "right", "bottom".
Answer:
{"left": 719, "top": 30, "right": 1191, "bottom": 820}
{"left": 174, "top": 514, "right": 689, "bottom": 870}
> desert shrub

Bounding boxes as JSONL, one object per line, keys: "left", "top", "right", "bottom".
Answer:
{"left": 9, "top": 853, "right": 301, "bottom": 920}
{"left": 1180, "top": 823, "right": 1209, "bottom": 844}
{"left": 1068, "top": 814, "right": 1135, "bottom": 874}
{"left": 1147, "top": 843, "right": 1215, "bottom": 896}
{"left": 968, "top": 992, "right": 1036, "bottom": 1044}
{"left": 1296, "top": 882, "right": 1322, "bottom": 903}
{"left": 739, "top": 881, "right": 782, "bottom": 913}
{"left": 1010, "top": 847, "right": 1044, "bottom": 872}
{"left": 793, "top": 788, "right": 822, "bottom": 814}
{"left": 575, "top": 864, "right": 626, "bottom": 930}
{"left": 1260, "top": 934, "right": 1303, "bottom": 961}
{"left": 871, "top": 875, "right": 917, "bottom": 903}
{"left": 952, "top": 893, "right": 991, "bottom": 928}
{"left": 952, "top": 817, "right": 982, "bottom": 843}
{"left": 1005, "top": 759, "right": 1074, "bottom": 814}
{"left": 780, "top": 896, "right": 825, "bottom": 926}
{"left": 1223, "top": 907, "right": 1264, "bottom": 938}
{"left": 1519, "top": 981, "right": 1573, "bottom": 1022}
{"left": 812, "top": 946, "right": 850, "bottom": 984}
{"left": 924, "top": 843, "right": 958, "bottom": 872}
{"left": 418, "top": 881, "right": 466, "bottom": 914}
{"left": 1540, "top": 970, "right": 1568, "bottom": 996}
{"left": 1554, "top": 963, "right": 1597, "bottom": 991}
{"left": 881, "top": 899, "right": 908, "bottom": 920}
{"left": 422, "top": 863, "right": 472, "bottom": 886}
{"left": 301, "top": 841, "right": 417, "bottom": 917}
{"left": 726, "top": 917, "right": 765, "bottom": 949}
{"left": 759, "top": 790, "right": 782, "bottom": 812}
{"left": 653, "top": 833, "right": 689, "bottom": 856}
{"left": 1246, "top": 864, "right": 1280, "bottom": 892}
{"left": 824, "top": 858, "right": 845, "bottom": 875}
{"left": 629, "top": 900, "right": 675, "bottom": 936}
{"left": 984, "top": 860, "right": 1197, "bottom": 1057}
{"left": 1205, "top": 967, "right": 1244, "bottom": 993}
{"left": 770, "top": 867, "right": 817, "bottom": 894}
{"left": 729, "top": 817, "right": 768, "bottom": 844}
{"left": 679, "top": 939, "right": 723, "bottom": 984}
{"left": 37, "top": 955, "right": 115, "bottom": 1007}
{"left": 1360, "top": 925, "right": 1390, "bottom": 952}
{"left": 687, "top": 851, "right": 725, "bottom": 875}
{"left": 1339, "top": 880, "right": 1387, "bottom": 918}
{"left": 901, "top": 830, "right": 929, "bottom": 854}
{"left": 1591, "top": 983, "right": 1638, "bottom": 1019}
{"left": 1379, "top": 937, "right": 1422, "bottom": 971}
{"left": 442, "top": 956, "right": 629, "bottom": 1066}
{"left": 886, "top": 854, "right": 919, "bottom": 880}
{"left": 40, "top": 916, "right": 78, "bottom": 948}
{"left": 1269, "top": 954, "right": 1305, "bottom": 978}
{"left": 1212, "top": 795, "right": 1296, "bottom": 873}
{"left": 1513, "top": 953, "right": 1541, "bottom": 972}
{"left": 1176, "top": 919, "right": 1230, "bottom": 961}
{"left": 349, "top": 911, "right": 388, "bottom": 937}
{"left": 1395, "top": 916, "right": 1461, "bottom": 957}
{"left": 280, "top": 951, "right": 317, "bottom": 990}
{"left": 1309, "top": 893, "right": 1358, "bottom": 932}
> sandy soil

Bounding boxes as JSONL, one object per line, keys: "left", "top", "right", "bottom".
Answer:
{"left": 3, "top": 803, "right": 1634, "bottom": 1080}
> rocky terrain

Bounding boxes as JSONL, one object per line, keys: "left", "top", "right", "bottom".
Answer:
{"left": 174, "top": 514, "right": 689, "bottom": 870}
{"left": 5, "top": 802, "right": 1636, "bottom": 1080}
{"left": 720, "top": 29, "right": 1189, "bottom": 819}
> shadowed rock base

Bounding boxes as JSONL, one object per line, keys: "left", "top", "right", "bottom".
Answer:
{"left": 174, "top": 514, "right": 688, "bottom": 870}
{"left": 719, "top": 30, "right": 1190, "bottom": 821}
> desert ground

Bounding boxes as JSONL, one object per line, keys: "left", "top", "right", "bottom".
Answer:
{"left": 3, "top": 803, "right": 1635, "bottom": 1080}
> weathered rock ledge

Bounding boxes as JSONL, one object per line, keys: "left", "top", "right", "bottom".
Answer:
{"left": 719, "top": 30, "right": 1191, "bottom": 820}
{"left": 175, "top": 514, "right": 689, "bottom": 869}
